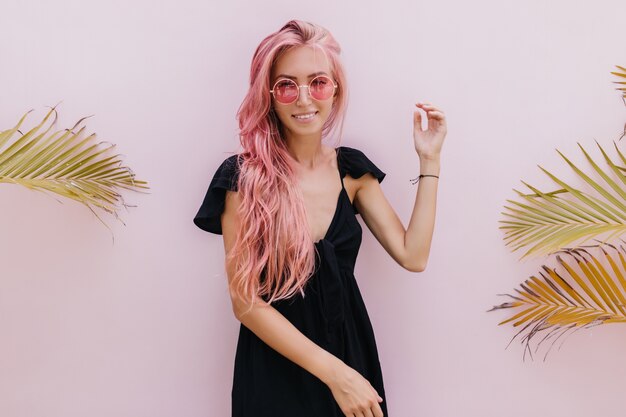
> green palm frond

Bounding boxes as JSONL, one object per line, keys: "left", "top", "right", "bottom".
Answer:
{"left": 499, "top": 140, "right": 626, "bottom": 260}
{"left": 613, "top": 65, "right": 626, "bottom": 142}
{"left": 611, "top": 65, "right": 626, "bottom": 99}
{"left": 489, "top": 243, "right": 626, "bottom": 361}
{"left": 0, "top": 106, "right": 149, "bottom": 229}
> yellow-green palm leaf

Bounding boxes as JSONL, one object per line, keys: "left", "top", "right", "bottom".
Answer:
{"left": 0, "top": 106, "right": 149, "bottom": 229}
{"left": 612, "top": 65, "right": 626, "bottom": 141}
{"left": 489, "top": 244, "right": 626, "bottom": 361}
{"left": 500, "top": 140, "right": 626, "bottom": 260}
{"left": 611, "top": 65, "right": 626, "bottom": 99}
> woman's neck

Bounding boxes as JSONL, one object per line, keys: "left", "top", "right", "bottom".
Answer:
{"left": 284, "top": 134, "right": 327, "bottom": 169}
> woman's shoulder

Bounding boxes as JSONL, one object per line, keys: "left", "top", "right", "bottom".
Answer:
{"left": 336, "top": 146, "right": 386, "bottom": 183}
{"left": 212, "top": 153, "right": 242, "bottom": 191}
{"left": 193, "top": 153, "right": 241, "bottom": 234}
{"left": 218, "top": 153, "right": 241, "bottom": 169}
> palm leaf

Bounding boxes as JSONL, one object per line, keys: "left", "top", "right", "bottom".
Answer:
{"left": 489, "top": 243, "right": 626, "bottom": 361}
{"left": 499, "top": 140, "right": 626, "bottom": 260}
{"left": 0, "top": 105, "right": 149, "bottom": 230}
{"left": 611, "top": 65, "right": 626, "bottom": 142}
{"left": 611, "top": 65, "right": 626, "bottom": 98}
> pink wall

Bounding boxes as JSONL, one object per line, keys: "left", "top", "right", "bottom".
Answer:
{"left": 1, "top": 0, "right": 625, "bottom": 416}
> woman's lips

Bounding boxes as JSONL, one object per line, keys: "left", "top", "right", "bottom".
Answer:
{"left": 292, "top": 111, "right": 318, "bottom": 123}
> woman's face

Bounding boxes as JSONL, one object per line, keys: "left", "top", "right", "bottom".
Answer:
{"left": 270, "top": 45, "right": 336, "bottom": 142}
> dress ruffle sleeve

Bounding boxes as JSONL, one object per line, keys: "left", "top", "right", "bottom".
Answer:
{"left": 337, "top": 146, "right": 386, "bottom": 214}
{"left": 193, "top": 154, "right": 240, "bottom": 234}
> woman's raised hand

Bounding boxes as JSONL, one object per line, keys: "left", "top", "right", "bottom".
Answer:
{"left": 326, "top": 362, "right": 385, "bottom": 417}
{"left": 413, "top": 102, "right": 447, "bottom": 160}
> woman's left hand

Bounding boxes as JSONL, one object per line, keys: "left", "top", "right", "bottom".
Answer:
{"left": 413, "top": 102, "right": 447, "bottom": 160}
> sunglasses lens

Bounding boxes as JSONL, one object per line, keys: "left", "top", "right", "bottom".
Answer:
{"left": 273, "top": 79, "right": 298, "bottom": 104}
{"left": 309, "top": 76, "right": 335, "bottom": 100}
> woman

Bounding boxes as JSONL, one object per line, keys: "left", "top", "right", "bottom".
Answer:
{"left": 194, "top": 20, "right": 446, "bottom": 417}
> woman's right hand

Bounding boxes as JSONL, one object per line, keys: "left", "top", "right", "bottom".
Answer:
{"left": 326, "top": 362, "right": 385, "bottom": 417}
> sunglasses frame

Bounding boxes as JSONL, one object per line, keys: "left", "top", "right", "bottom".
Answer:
{"left": 270, "top": 75, "right": 338, "bottom": 105}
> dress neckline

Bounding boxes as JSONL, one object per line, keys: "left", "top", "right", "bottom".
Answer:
{"left": 314, "top": 187, "right": 347, "bottom": 245}
{"left": 312, "top": 147, "right": 345, "bottom": 245}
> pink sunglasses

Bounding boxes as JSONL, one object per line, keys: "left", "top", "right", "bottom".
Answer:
{"left": 270, "top": 75, "right": 338, "bottom": 104}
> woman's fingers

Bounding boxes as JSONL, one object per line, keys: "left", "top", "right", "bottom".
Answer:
{"left": 372, "top": 401, "right": 384, "bottom": 417}
{"left": 370, "top": 385, "right": 382, "bottom": 401}
{"left": 415, "top": 103, "right": 445, "bottom": 122}
{"left": 426, "top": 110, "right": 445, "bottom": 119}
{"left": 416, "top": 102, "right": 444, "bottom": 114}
{"left": 368, "top": 386, "right": 384, "bottom": 417}
{"left": 414, "top": 110, "right": 423, "bottom": 131}
{"left": 417, "top": 103, "right": 443, "bottom": 113}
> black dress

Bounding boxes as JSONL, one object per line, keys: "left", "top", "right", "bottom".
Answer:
{"left": 194, "top": 146, "right": 389, "bottom": 417}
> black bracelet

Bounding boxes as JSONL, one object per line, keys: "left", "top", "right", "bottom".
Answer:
{"left": 409, "top": 174, "right": 439, "bottom": 185}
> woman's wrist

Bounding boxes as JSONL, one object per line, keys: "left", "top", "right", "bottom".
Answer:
{"left": 418, "top": 152, "right": 440, "bottom": 161}
{"left": 316, "top": 352, "right": 345, "bottom": 387}
{"left": 419, "top": 157, "right": 441, "bottom": 176}
{"left": 307, "top": 348, "right": 339, "bottom": 385}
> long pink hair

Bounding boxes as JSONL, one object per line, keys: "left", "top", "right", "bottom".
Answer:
{"left": 229, "top": 20, "right": 348, "bottom": 314}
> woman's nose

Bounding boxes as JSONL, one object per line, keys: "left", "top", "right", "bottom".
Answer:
{"left": 296, "top": 85, "right": 312, "bottom": 105}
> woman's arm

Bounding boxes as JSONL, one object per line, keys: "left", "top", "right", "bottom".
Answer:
{"left": 221, "top": 189, "right": 384, "bottom": 416}
{"left": 221, "top": 189, "right": 339, "bottom": 384}
{"left": 354, "top": 158, "right": 439, "bottom": 272}
{"left": 354, "top": 102, "right": 446, "bottom": 272}
{"left": 404, "top": 157, "right": 440, "bottom": 271}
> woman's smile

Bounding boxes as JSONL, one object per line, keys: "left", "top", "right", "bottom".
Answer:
{"left": 292, "top": 111, "right": 319, "bottom": 123}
